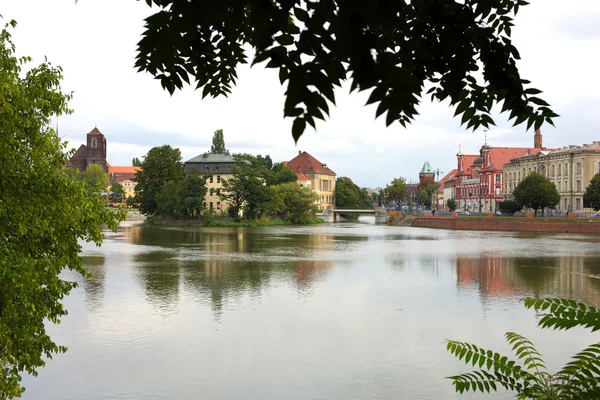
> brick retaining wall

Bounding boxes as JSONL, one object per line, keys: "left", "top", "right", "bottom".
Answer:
{"left": 412, "top": 217, "right": 600, "bottom": 234}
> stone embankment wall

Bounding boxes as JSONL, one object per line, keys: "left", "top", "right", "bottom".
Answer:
{"left": 412, "top": 217, "right": 600, "bottom": 234}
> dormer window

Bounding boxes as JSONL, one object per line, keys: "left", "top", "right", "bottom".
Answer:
{"left": 91, "top": 138, "right": 97, "bottom": 148}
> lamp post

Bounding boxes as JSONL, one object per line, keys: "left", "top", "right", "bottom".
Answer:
{"left": 479, "top": 181, "right": 482, "bottom": 214}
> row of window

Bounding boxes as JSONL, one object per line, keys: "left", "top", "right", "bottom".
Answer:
{"left": 203, "top": 202, "right": 222, "bottom": 210}
{"left": 203, "top": 164, "right": 221, "bottom": 171}
{"left": 320, "top": 195, "right": 334, "bottom": 203}
{"left": 548, "top": 162, "right": 584, "bottom": 177}
{"left": 209, "top": 188, "right": 221, "bottom": 196}
{"left": 506, "top": 178, "right": 583, "bottom": 193}
{"left": 208, "top": 176, "right": 221, "bottom": 184}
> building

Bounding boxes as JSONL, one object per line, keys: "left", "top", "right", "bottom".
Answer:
{"left": 285, "top": 151, "right": 336, "bottom": 210}
{"left": 108, "top": 166, "right": 140, "bottom": 199}
{"left": 419, "top": 161, "right": 435, "bottom": 187}
{"left": 452, "top": 130, "right": 551, "bottom": 213}
{"left": 68, "top": 127, "right": 108, "bottom": 172}
{"left": 437, "top": 169, "right": 458, "bottom": 211}
{"left": 183, "top": 153, "right": 237, "bottom": 212}
{"left": 504, "top": 141, "right": 600, "bottom": 213}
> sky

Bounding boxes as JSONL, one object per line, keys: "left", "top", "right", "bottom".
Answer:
{"left": 3, "top": 0, "right": 600, "bottom": 188}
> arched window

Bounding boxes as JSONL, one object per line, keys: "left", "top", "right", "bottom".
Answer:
{"left": 91, "top": 138, "right": 97, "bottom": 148}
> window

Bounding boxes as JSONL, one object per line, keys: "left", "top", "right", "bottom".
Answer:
{"left": 558, "top": 181, "right": 561, "bottom": 191}
{"left": 210, "top": 188, "right": 214, "bottom": 196}
{"left": 564, "top": 198, "right": 568, "bottom": 210}
{"left": 558, "top": 165, "right": 561, "bottom": 176}
{"left": 215, "top": 165, "right": 219, "bottom": 170}
{"left": 565, "top": 163, "right": 568, "bottom": 175}
{"left": 209, "top": 202, "right": 213, "bottom": 210}
{"left": 577, "top": 180, "right": 582, "bottom": 192}
{"left": 551, "top": 165, "right": 555, "bottom": 176}
{"left": 576, "top": 198, "right": 581, "bottom": 210}
{"left": 209, "top": 176, "right": 213, "bottom": 183}
{"left": 205, "top": 165, "right": 210, "bottom": 171}
{"left": 495, "top": 175, "right": 501, "bottom": 183}
{"left": 91, "top": 138, "right": 97, "bottom": 148}
{"left": 217, "top": 202, "right": 221, "bottom": 209}
{"left": 216, "top": 189, "right": 220, "bottom": 196}
{"left": 564, "top": 180, "right": 567, "bottom": 190}
{"left": 217, "top": 175, "right": 221, "bottom": 183}
{"left": 576, "top": 162, "right": 582, "bottom": 175}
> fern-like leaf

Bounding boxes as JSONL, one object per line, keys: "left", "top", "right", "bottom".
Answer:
{"left": 523, "top": 297, "right": 600, "bottom": 332}
{"left": 446, "top": 340, "right": 538, "bottom": 394}
{"left": 505, "top": 332, "right": 547, "bottom": 376}
{"left": 555, "top": 342, "right": 600, "bottom": 397}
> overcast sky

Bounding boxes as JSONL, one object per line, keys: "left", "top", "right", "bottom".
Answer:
{"left": 4, "top": 0, "right": 600, "bottom": 187}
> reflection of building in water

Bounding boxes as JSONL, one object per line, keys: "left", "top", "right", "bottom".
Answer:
{"left": 292, "top": 233, "right": 334, "bottom": 289}
{"left": 456, "top": 255, "right": 600, "bottom": 306}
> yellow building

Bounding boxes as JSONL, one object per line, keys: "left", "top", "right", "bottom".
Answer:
{"left": 108, "top": 166, "right": 140, "bottom": 201}
{"left": 183, "top": 153, "right": 236, "bottom": 213}
{"left": 504, "top": 142, "right": 600, "bottom": 213}
{"left": 285, "top": 151, "right": 336, "bottom": 210}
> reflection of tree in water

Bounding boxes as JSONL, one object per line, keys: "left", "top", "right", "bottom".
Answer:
{"left": 134, "top": 251, "right": 180, "bottom": 312}
{"left": 455, "top": 255, "right": 600, "bottom": 306}
{"left": 176, "top": 229, "right": 341, "bottom": 317}
{"left": 82, "top": 255, "right": 105, "bottom": 310}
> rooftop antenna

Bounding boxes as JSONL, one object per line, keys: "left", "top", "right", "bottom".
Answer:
{"left": 484, "top": 129, "right": 488, "bottom": 146}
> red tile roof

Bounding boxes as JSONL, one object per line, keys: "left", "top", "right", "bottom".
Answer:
{"left": 286, "top": 151, "right": 336, "bottom": 176}
{"left": 296, "top": 171, "right": 310, "bottom": 181}
{"left": 487, "top": 147, "right": 540, "bottom": 170}
{"left": 108, "top": 166, "right": 140, "bottom": 174}
{"left": 439, "top": 169, "right": 457, "bottom": 185}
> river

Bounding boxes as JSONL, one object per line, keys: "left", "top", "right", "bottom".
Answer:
{"left": 21, "top": 218, "right": 600, "bottom": 399}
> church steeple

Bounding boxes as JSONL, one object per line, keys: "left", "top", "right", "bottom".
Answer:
{"left": 534, "top": 128, "right": 542, "bottom": 149}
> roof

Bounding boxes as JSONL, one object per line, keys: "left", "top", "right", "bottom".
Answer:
{"left": 487, "top": 147, "right": 541, "bottom": 170}
{"left": 185, "top": 153, "right": 236, "bottom": 163}
{"left": 439, "top": 169, "right": 457, "bottom": 186}
{"left": 108, "top": 166, "right": 140, "bottom": 174}
{"left": 87, "top": 127, "right": 104, "bottom": 136}
{"left": 286, "top": 151, "right": 336, "bottom": 176}
{"left": 420, "top": 161, "right": 434, "bottom": 174}
{"left": 296, "top": 171, "right": 310, "bottom": 181}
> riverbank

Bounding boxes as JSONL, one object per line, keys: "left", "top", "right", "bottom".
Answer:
{"left": 146, "top": 215, "right": 323, "bottom": 227}
{"left": 412, "top": 216, "right": 600, "bottom": 234}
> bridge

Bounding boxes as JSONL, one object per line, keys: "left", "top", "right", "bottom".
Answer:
{"left": 317, "top": 207, "right": 388, "bottom": 223}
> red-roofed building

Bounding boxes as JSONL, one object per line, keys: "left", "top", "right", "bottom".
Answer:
{"left": 453, "top": 129, "right": 554, "bottom": 213}
{"left": 109, "top": 165, "right": 141, "bottom": 199}
{"left": 286, "top": 151, "right": 336, "bottom": 210}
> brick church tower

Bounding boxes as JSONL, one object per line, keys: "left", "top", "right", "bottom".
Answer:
{"left": 534, "top": 128, "right": 543, "bottom": 149}
{"left": 68, "top": 127, "right": 108, "bottom": 172}
{"left": 419, "top": 161, "right": 435, "bottom": 188}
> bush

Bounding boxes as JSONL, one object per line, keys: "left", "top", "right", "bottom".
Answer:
{"left": 498, "top": 200, "right": 521, "bottom": 214}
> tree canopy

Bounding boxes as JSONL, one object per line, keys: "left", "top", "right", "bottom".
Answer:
{"left": 335, "top": 177, "right": 370, "bottom": 208}
{"left": 210, "top": 129, "right": 229, "bottom": 154}
{"left": 446, "top": 198, "right": 458, "bottom": 212}
{"left": 132, "top": 157, "right": 142, "bottom": 166}
{"left": 80, "top": 164, "right": 109, "bottom": 192}
{"left": 0, "top": 18, "right": 124, "bottom": 398}
{"left": 267, "top": 162, "right": 298, "bottom": 186}
{"left": 135, "top": 0, "right": 557, "bottom": 141}
{"left": 384, "top": 178, "right": 408, "bottom": 206}
{"left": 271, "top": 182, "right": 318, "bottom": 223}
{"left": 584, "top": 173, "right": 600, "bottom": 212}
{"left": 135, "top": 145, "right": 184, "bottom": 215}
{"left": 512, "top": 172, "right": 559, "bottom": 216}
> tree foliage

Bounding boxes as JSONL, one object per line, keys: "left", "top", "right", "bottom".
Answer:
{"left": 210, "top": 129, "right": 229, "bottom": 154}
{"left": 583, "top": 173, "right": 600, "bottom": 212}
{"left": 512, "top": 172, "right": 559, "bottom": 216}
{"left": 384, "top": 178, "right": 408, "bottom": 205}
{"left": 0, "top": 18, "right": 124, "bottom": 398}
{"left": 335, "top": 177, "right": 370, "bottom": 208}
{"left": 271, "top": 182, "right": 318, "bottom": 223}
{"left": 499, "top": 199, "right": 521, "bottom": 214}
{"left": 448, "top": 297, "right": 600, "bottom": 399}
{"left": 135, "top": 0, "right": 557, "bottom": 142}
{"left": 132, "top": 157, "right": 142, "bottom": 166}
{"left": 267, "top": 162, "right": 298, "bottom": 186}
{"left": 135, "top": 145, "right": 184, "bottom": 215}
{"left": 220, "top": 158, "right": 269, "bottom": 219}
{"left": 446, "top": 198, "right": 458, "bottom": 212}
{"left": 80, "top": 164, "right": 109, "bottom": 192}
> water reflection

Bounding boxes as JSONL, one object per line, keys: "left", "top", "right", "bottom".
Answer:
{"left": 456, "top": 255, "right": 600, "bottom": 306}
{"left": 82, "top": 255, "right": 105, "bottom": 310}
{"left": 127, "top": 227, "right": 345, "bottom": 318}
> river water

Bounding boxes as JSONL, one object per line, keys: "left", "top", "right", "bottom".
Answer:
{"left": 21, "top": 219, "right": 600, "bottom": 399}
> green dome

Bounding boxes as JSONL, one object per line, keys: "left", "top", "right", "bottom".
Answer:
{"left": 420, "top": 161, "right": 434, "bottom": 174}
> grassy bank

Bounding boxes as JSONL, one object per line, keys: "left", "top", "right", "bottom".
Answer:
{"left": 147, "top": 216, "right": 324, "bottom": 227}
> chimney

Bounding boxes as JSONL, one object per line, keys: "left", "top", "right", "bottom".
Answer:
{"left": 534, "top": 128, "right": 542, "bottom": 149}
{"left": 298, "top": 150, "right": 301, "bottom": 155}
